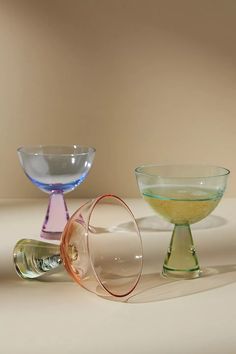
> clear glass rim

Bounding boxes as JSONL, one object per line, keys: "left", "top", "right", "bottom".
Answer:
{"left": 61, "top": 194, "right": 143, "bottom": 298}
{"left": 17, "top": 145, "right": 96, "bottom": 157}
{"left": 135, "top": 164, "right": 230, "bottom": 179}
{"left": 87, "top": 194, "right": 143, "bottom": 297}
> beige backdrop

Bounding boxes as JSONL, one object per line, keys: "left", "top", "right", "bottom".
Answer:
{"left": 0, "top": 0, "right": 235, "bottom": 198}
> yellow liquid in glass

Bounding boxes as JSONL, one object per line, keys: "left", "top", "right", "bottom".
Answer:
{"left": 143, "top": 186, "right": 222, "bottom": 224}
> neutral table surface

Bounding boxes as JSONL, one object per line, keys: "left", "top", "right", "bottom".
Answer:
{"left": 1, "top": 198, "right": 236, "bottom": 354}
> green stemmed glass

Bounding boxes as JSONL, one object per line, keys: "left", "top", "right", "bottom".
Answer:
{"left": 135, "top": 165, "right": 230, "bottom": 279}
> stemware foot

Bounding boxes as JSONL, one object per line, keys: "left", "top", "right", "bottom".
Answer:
{"left": 13, "top": 239, "right": 61, "bottom": 279}
{"left": 162, "top": 224, "right": 200, "bottom": 279}
{"left": 162, "top": 267, "right": 201, "bottom": 279}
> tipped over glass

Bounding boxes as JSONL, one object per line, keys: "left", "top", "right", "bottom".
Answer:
{"left": 13, "top": 195, "right": 143, "bottom": 298}
{"left": 135, "top": 164, "right": 230, "bottom": 279}
{"left": 17, "top": 145, "right": 95, "bottom": 240}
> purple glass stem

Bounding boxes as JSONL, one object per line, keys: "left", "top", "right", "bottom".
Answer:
{"left": 40, "top": 190, "right": 69, "bottom": 240}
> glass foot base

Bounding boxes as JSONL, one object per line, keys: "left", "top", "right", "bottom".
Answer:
{"left": 40, "top": 230, "right": 62, "bottom": 241}
{"left": 162, "top": 266, "right": 201, "bottom": 280}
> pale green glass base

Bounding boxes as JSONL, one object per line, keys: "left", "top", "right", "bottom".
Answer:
{"left": 162, "top": 266, "right": 201, "bottom": 279}
{"left": 162, "top": 224, "right": 200, "bottom": 280}
{"left": 13, "top": 239, "right": 61, "bottom": 279}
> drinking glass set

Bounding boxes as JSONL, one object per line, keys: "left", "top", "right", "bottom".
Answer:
{"left": 13, "top": 145, "right": 230, "bottom": 299}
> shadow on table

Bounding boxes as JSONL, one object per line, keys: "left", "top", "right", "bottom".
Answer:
{"left": 119, "top": 264, "right": 236, "bottom": 303}
{"left": 120, "top": 214, "right": 227, "bottom": 232}
{"left": 4, "top": 264, "right": 236, "bottom": 304}
{"left": 3, "top": 213, "right": 231, "bottom": 303}
{"left": 105, "top": 213, "right": 232, "bottom": 303}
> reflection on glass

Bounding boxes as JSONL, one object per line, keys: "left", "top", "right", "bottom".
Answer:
{"left": 13, "top": 195, "right": 143, "bottom": 298}
{"left": 17, "top": 145, "right": 95, "bottom": 240}
{"left": 135, "top": 164, "right": 230, "bottom": 279}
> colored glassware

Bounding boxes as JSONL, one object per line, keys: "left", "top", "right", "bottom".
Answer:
{"left": 17, "top": 145, "right": 95, "bottom": 240}
{"left": 135, "top": 164, "right": 229, "bottom": 279}
{"left": 13, "top": 195, "right": 143, "bottom": 298}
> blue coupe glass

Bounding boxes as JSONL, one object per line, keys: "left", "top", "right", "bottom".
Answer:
{"left": 17, "top": 145, "right": 95, "bottom": 240}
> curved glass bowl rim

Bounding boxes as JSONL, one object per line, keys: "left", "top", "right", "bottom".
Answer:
{"left": 17, "top": 145, "right": 96, "bottom": 157}
{"left": 135, "top": 164, "right": 230, "bottom": 179}
{"left": 60, "top": 194, "right": 143, "bottom": 298}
